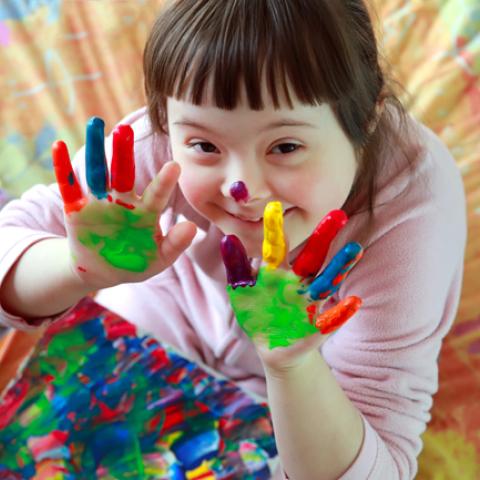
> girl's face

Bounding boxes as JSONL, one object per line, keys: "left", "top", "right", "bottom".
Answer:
{"left": 167, "top": 89, "right": 358, "bottom": 258}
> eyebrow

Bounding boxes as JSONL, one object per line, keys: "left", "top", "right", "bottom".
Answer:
{"left": 173, "top": 119, "right": 317, "bottom": 134}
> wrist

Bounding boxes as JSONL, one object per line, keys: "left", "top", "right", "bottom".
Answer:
{"left": 62, "top": 239, "right": 98, "bottom": 295}
{"left": 261, "top": 348, "right": 321, "bottom": 380}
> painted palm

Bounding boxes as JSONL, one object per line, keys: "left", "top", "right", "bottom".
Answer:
{"left": 221, "top": 204, "right": 364, "bottom": 349}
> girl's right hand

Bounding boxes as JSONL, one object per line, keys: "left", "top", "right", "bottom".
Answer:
{"left": 52, "top": 117, "right": 197, "bottom": 291}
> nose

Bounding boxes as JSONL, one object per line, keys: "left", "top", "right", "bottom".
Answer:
{"left": 220, "top": 155, "right": 271, "bottom": 203}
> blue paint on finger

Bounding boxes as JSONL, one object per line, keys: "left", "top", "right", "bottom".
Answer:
{"left": 86, "top": 117, "right": 108, "bottom": 199}
{"left": 308, "top": 242, "right": 363, "bottom": 300}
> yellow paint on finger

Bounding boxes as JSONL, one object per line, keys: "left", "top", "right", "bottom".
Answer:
{"left": 262, "top": 201, "right": 286, "bottom": 270}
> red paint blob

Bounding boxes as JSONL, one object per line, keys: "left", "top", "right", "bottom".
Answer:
{"left": 115, "top": 199, "right": 135, "bottom": 210}
{"left": 229, "top": 181, "right": 249, "bottom": 202}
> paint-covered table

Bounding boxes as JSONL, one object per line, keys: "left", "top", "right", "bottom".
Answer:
{"left": 0, "top": 297, "right": 278, "bottom": 479}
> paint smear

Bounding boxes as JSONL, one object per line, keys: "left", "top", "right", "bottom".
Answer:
{"left": 77, "top": 202, "right": 158, "bottom": 272}
{"left": 227, "top": 266, "right": 318, "bottom": 349}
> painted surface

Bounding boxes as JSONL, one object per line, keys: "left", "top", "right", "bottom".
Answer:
{"left": 0, "top": 298, "right": 278, "bottom": 479}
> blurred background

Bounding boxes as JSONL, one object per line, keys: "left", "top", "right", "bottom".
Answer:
{"left": 0, "top": 0, "right": 479, "bottom": 478}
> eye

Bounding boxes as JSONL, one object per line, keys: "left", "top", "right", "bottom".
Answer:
{"left": 271, "top": 143, "right": 301, "bottom": 154}
{"left": 188, "top": 142, "right": 220, "bottom": 154}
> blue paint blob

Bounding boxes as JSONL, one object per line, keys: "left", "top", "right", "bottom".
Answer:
{"left": 88, "top": 422, "right": 132, "bottom": 467}
{"left": 171, "top": 429, "right": 220, "bottom": 470}
{"left": 168, "top": 463, "right": 187, "bottom": 480}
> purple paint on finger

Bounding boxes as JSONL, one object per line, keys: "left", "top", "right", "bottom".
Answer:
{"left": 220, "top": 235, "right": 255, "bottom": 288}
{"left": 230, "top": 181, "right": 249, "bottom": 202}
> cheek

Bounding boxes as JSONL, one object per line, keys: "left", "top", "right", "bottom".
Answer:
{"left": 178, "top": 167, "right": 219, "bottom": 208}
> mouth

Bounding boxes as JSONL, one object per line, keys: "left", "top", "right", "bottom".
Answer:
{"left": 226, "top": 207, "right": 296, "bottom": 224}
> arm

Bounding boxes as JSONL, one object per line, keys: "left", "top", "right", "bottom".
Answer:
{"left": 264, "top": 209, "right": 465, "bottom": 480}
{"left": 0, "top": 108, "right": 179, "bottom": 328}
{"left": 264, "top": 350, "right": 364, "bottom": 480}
{"left": 0, "top": 238, "right": 93, "bottom": 320}
{"left": 0, "top": 182, "right": 77, "bottom": 329}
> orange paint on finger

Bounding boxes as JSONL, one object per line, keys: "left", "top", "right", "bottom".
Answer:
{"left": 315, "top": 296, "right": 362, "bottom": 334}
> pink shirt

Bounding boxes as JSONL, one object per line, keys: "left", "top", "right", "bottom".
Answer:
{"left": 0, "top": 107, "right": 467, "bottom": 479}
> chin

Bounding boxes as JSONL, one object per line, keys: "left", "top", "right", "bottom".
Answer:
{"left": 233, "top": 235, "right": 262, "bottom": 259}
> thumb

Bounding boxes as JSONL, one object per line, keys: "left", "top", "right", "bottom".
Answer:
{"left": 157, "top": 221, "right": 197, "bottom": 265}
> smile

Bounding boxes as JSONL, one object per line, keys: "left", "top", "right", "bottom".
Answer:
{"left": 226, "top": 207, "right": 296, "bottom": 224}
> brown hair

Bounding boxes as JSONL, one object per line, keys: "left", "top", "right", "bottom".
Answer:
{"left": 143, "top": 0, "right": 422, "bottom": 221}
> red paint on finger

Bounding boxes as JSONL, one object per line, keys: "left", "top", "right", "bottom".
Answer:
{"left": 111, "top": 125, "right": 135, "bottom": 193}
{"left": 115, "top": 199, "right": 135, "bottom": 210}
{"left": 52, "top": 141, "right": 86, "bottom": 214}
{"left": 292, "top": 210, "right": 348, "bottom": 278}
{"left": 306, "top": 304, "right": 318, "bottom": 323}
{"left": 315, "top": 296, "right": 362, "bottom": 334}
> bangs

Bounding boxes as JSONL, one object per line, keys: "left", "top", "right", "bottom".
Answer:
{"left": 144, "top": 0, "right": 359, "bottom": 111}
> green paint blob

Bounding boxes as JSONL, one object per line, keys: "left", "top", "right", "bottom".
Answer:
{"left": 227, "top": 267, "right": 318, "bottom": 349}
{"left": 77, "top": 203, "right": 158, "bottom": 272}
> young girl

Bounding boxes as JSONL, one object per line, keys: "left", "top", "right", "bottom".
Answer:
{"left": 0, "top": 1, "right": 467, "bottom": 479}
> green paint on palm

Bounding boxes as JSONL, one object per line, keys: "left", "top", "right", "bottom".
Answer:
{"left": 78, "top": 203, "right": 158, "bottom": 272}
{"left": 227, "top": 267, "right": 318, "bottom": 349}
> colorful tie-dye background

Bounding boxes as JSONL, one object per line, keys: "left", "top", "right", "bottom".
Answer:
{"left": 0, "top": 1, "right": 479, "bottom": 478}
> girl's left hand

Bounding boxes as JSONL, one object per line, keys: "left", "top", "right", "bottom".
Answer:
{"left": 220, "top": 203, "right": 364, "bottom": 374}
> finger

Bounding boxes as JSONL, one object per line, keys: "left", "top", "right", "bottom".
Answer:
{"left": 292, "top": 209, "right": 348, "bottom": 279}
{"left": 157, "top": 221, "right": 197, "bottom": 266}
{"left": 86, "top": 117, "right": 109, "bottom": 199}
{"left": 111, "top": 125, "right": 135, "bottom": 193}
{"left": 305, "top": 299, "right": 327, "bottom": 324}
{"left": 52, "top": 140, "right": 86, "bottom": 214}
{"left": 314, "top": 296, "right": 362, "bottom": 334}
{"left": 220, "top": 235, "right": 256, "bottom": 288}
{"left": 308, "top": 242, "right": 363, "bottom": 301}
{"left": 262, "top": 201, "right": 286, "bottom": 270}
{"left": 142, "top": 161, "right": 180, "bottom": 212}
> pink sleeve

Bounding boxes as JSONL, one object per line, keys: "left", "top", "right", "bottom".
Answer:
{"left": 321, "top": 160, "right": 467, "bottom": 479}
{"left": 0, "top": 107, "right": 170, "bottom": 330}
